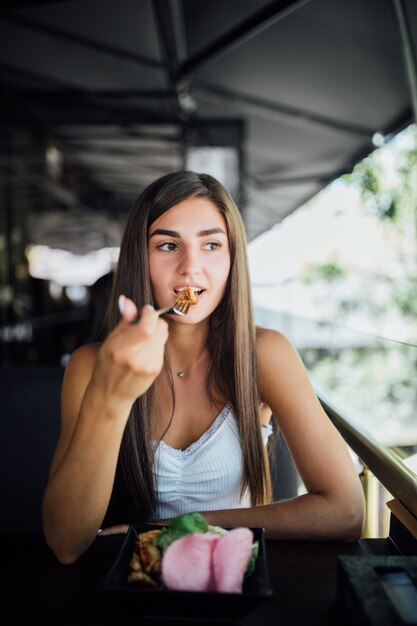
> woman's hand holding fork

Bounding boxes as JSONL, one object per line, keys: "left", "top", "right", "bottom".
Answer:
{"left": 88, "top": 296, "right": 169, "bottom": 413}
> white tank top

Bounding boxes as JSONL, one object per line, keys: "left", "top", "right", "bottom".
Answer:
{"left": 152, "top": 404, "right": 273, "bottom": 520}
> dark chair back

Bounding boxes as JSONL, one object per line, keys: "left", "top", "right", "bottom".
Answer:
{"left": 268, "top": 421, "right": 300, "bottom": 501}
{"left": 0, "top": 366, "right": 63, "bottom": 533}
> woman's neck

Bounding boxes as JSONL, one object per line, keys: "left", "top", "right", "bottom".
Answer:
{"left": 165, "top": 321, "right": 209, "bottom": 372}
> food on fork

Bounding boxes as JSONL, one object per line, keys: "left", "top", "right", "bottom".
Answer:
{"left": 169, "top": 287, "right": 201, "bottom": 315}
{"left": 176, "top": 286, "right": 199, "bottom": 306}
{"left": 127, "top": 512, "right": 259, "bottom": 593}
{"left": 176, "top": 287, "right": 199, "bottom": 305}
{"left": 156, "top": 287, "right": 200, "bottom": 316}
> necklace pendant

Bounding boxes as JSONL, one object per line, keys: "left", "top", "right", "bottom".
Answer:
{"left": 177, "top": 371, "right": 186, "bottom": 378}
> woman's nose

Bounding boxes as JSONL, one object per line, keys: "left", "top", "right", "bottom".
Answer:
{"left": 177, "top": 246, "right": 202, "bottom": 276}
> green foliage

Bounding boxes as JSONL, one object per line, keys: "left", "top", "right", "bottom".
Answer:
{"left": 301, "top": 126, "right": 417, "bottom": 445}
{"left": 343, "top": 158, "right": 400, "bottom": 221}
{"left": 393, "top": 278, "right": 417, "bottom": 317}
{"left": 303, "top": 262, "right": 346, "bottom": 284}
{"left": 303, "top": 343, "right": 417, "bottom": 442}
{"left": 343, "top": 157, "right": 380, "bottom": 194}
{"left": 317, "top": 126, "right": 417, "bottom": 323}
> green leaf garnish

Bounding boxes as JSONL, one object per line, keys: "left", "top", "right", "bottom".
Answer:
{"left": 154, "top": 512, "right": 209, "bottom": 551}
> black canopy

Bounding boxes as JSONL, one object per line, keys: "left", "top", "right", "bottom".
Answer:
{"left": 1, "top": 0, "right": 416, "bottom": 247}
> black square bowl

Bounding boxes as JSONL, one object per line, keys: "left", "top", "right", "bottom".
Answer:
{"left": 103, "top": 524, "right": 273, "bottom": 621}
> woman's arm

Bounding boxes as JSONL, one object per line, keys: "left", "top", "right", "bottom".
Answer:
{"left": 42, "top": 300, "right": 168, "bottom": 564}
{"left": 200, "top": 329, "right": 365, "bottom": 540}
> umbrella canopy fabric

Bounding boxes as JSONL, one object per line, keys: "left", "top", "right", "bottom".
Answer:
{"left": 0, "top": 0, "right": 416, "bottom": 249}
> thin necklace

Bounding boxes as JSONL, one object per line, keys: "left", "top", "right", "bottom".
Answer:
{"left": 174, "top": 350, "right": 208, "bottom": 379}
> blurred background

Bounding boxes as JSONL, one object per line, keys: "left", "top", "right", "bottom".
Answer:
{"left": 1, "top": 0, "right": 416, "bottom": 535}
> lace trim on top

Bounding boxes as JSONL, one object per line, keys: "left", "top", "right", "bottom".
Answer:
{"left": 154, "top": 404, "right": 230, "bottom": 461}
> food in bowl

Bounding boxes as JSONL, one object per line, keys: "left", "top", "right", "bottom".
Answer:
{"left": 127, "top": 512, "right": 259, "bottom": 593}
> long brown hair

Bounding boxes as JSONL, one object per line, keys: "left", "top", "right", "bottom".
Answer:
{"left": 103, "top": 171, "right": 271, "bottom": 525}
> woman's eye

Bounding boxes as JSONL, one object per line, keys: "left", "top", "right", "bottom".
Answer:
{"left": 203, "top": 242, "right": 222, "bottom": 251}
{"left": 158, "top": 242, "right": 178, "bottom": 251}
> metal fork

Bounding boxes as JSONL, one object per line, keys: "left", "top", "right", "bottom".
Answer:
{"left": 157, "top": 298, "right": 192, "bottom": 316}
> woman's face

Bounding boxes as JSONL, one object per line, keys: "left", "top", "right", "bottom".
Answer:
{"left": 148, "top": 196, "right": 231, "bottom": 323}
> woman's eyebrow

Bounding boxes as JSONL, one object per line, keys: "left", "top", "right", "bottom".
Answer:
{"left": 149, "top": 227, "right": 226, "bottom": 238}
{"left": 149, "top": 228, "right": 179, "bottom": 238}
{"left": 198, "top": 227, "right": 226, "bottom": 237}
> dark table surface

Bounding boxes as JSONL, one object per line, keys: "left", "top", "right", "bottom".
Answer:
{"left": 1, "top": 532, "right": 400, "bottom": 626}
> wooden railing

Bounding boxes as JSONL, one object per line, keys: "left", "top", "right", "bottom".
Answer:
{"left": 315, "top": 386, "right": 417, "bottom": 522}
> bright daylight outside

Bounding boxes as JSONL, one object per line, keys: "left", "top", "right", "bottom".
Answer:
{"left": 248, "top": 123, "right": 417, "bottom": 493}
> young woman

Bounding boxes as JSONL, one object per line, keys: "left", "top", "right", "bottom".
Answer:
{"left": 42, "top": 171, "right": 365, "bottom": 564}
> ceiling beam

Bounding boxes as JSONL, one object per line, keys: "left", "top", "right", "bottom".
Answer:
{"left": 170, "top": 0, "right": 188, "bottom": 64}
{"left": 0, "top": 1, "right": 68, "bottom": 8}
{"left": 65, "top": 144, "right": 181, "bottom": 158}
{"left": 152, "top": 1, "right": 180, "bottom": 90}
{"left": 177, "top": 0, "right": 310, "bottom": 80}
{"left": 253, "top": 104, "right": 414, "bottom": 191}
{"left": 0, "top": 59, "right": 68, "bottom": 88}
{"left": 0, "top": 63, "right": 175, "bottom": 125}
{"left": 0, "top": 99, "right": 176, "bottom": 126}
{"left": 2, "top": 86, "right": 173, "bottom": 103}
{"left": 0, "top": 13, "right": 165, "bottom": 70}
{"left": 253, "top": 171, "right": 342, "bottom": 189}
{"left": 152, "top": 0, "right": 194, "bottom": 118}
{"left": 193, "top": 81, "right": 373, "bottom": 138}
{"left": 392, "top": 0, "right": 417, "bottom": 123}
{"left": 61, "top": 132, "right": 181, "bottom": 147}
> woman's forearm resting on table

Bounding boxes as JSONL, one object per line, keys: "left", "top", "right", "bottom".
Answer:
{"left": 56, "top": 479, "right": 364, "bottom": 562}
{"left": 200, "top": 489, "right": 365, "bottom": 542}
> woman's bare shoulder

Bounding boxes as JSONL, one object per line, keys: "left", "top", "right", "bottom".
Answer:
{"left": 61, "top": 343, "right": 101, "bottom": 402}
{"left": 48, "top": 344, "right": 102, "bottom": 480}
{"left": 69, "top": 342, "right": 101, "bottom": 364}
{"left": 64, "top": 343, "right": 100, "bottom": 379}
{"left": 255, "top": 327, "right": 306, "bottom": 399}
{"left": 256, "top": 326, "right": 295, "bottom": 357}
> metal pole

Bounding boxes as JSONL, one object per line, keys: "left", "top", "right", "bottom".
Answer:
{"left": 178, "top": 0, "right": 310, "bottom": 80}
{"left": 392, "top": 0, "right": 417, "bottom": 123}
{"left": 360, "top": 468, "right": 380, "bottom": 538}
